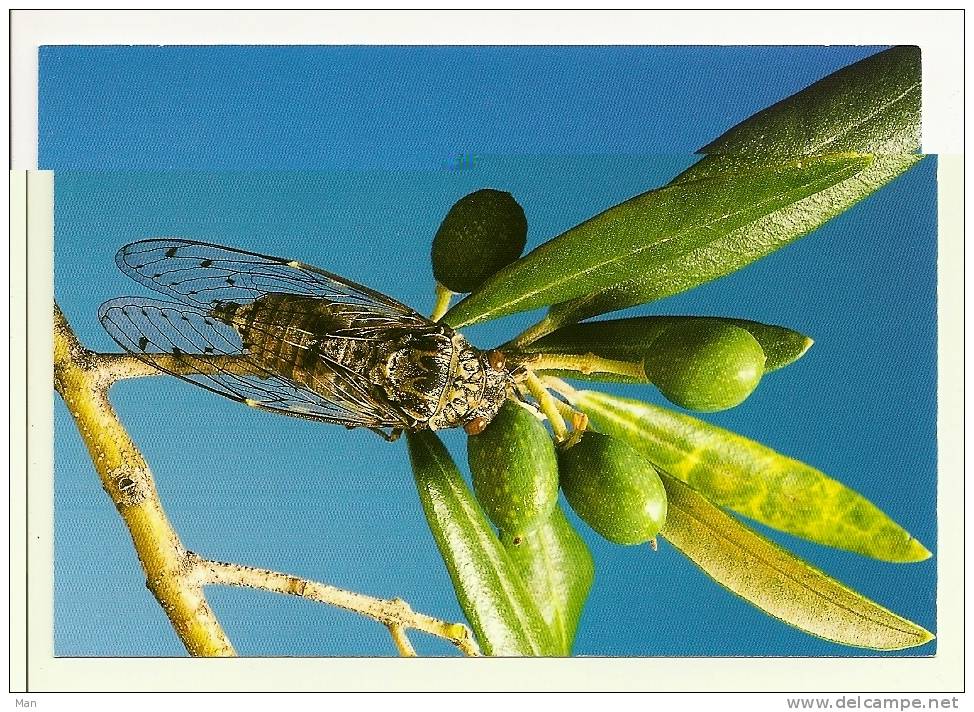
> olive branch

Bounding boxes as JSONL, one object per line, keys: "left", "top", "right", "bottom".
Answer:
{"left": 51, "top": 47, "right": 935, "bottom": 659}
{"left": 53, "top": 285, "right": 600, "bottom": 657}
{"left": 53, "top": 302, "right": 480, "bottom": 657}
{"left": 399, "top": 46, "right": 934, "bottom": 657}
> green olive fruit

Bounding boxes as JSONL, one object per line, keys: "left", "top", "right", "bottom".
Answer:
{"left": 643, "top": 322, "right": 766, "bottom": 412}
{"left": 467, "top": 401, "right": 558, "bottom": 536}
{"left": 557, "top": 431, "right": 668, "bottom": 546}
{"left": 431, "top": 189, "right": 528, "bottom": 293}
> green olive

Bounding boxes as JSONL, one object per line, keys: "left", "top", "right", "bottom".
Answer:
{"left": 431, "top": 189, "right": 528, "bottom": 293}
{"left": 643, "top": 322, "right": 766, "bottom": 412}
{"left": 557, "top": 432, "right": 667, "bottom": 546}
{"left": 467, "top": 401, "right": 558, "bottom": 536}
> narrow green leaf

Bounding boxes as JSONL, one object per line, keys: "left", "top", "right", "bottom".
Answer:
{"left": 659, "top": 472, "right": 933, "bottom": 650}
{"left": 523, "top": 316, "right": 813, "bottom": 382}
{"left": 442, "top": 154, "right": 870, "bottom": 328}
{"left": 406, "top": 431, "right": 557, "bottom": 656}
{"left": 500, "top": 506, "right": 595, "bottom": 655}
{"left": 550, "top": 154, "right": 919, "bottom": 327}
{"left": 683, "top": 46, "right": 921, "bottom": 174}
{"left": 547, "top": 46, "right": 922, "bottom": 326}
{"left": 576, "top": 390, "right": 930, "bottom": 563}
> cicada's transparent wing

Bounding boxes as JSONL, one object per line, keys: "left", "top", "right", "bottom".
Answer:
{"left": 114, "top": 239, "right": 433, "bottom": 330}
{"left": 98, "top": 297, "right": 411, "bottom": 429}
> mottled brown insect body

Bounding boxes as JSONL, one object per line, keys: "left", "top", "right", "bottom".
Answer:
{"left": 99, "top": 239, "right": 514, "bottom": 438}
{"left": 213, "top": 292, "right": 509, "bottom": 431}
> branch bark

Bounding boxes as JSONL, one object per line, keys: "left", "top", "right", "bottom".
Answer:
{"left": 53, "top": 301, "right": 479, "bottom": 657}
{"left": 199, "top": 558, "right": 479, "bottom": 656}
{"left": 53, "top": 303, "right": 235, "bottom": 656}
{"left": 516, "top": 352, "right": 647, "bottom": 381}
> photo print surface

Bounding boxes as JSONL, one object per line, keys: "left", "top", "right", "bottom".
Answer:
{"left": 45, "top": 45, "right": 936, "bottom": 657}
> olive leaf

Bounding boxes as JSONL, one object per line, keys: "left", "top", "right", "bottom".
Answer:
{"left": 659, "top": 473, "right": 933, "bottom": 650}
{"left": 406, "top": 431, "right": 557, "bottom": 656}
{"left": 549, "top": 155, "right": 922, "bottom": 328}
{"left": 576, "top": 390, "right": 930, "bottom": 563}
{"left": 522, "top": 316, "right": 813, "bottom": 383}
{"left": 441, "top": 154, "right": 870, "bottom": 329}
{"left": 547, "top": 46, "right": 922, "bottom": 327}
{"left": 500, "top": 507, "right": 595, "bottom": 655}
{"left": 680, "top": 45, "right": 921, "bottom": 173}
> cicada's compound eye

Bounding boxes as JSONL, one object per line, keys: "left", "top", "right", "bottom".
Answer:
{"left": 486, "top": 350, "right": 506, "bottom": 372}
{"left": 464, "top": 416, "right": 488, "bottom": 436}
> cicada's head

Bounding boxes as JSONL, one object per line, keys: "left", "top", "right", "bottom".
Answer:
{"left": 460, "top": 349, "right": 514, "bottom": 436}
{"left": 425, "top": 337, "right": 514, "bottom": 434}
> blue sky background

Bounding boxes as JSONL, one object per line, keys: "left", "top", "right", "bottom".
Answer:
{"left": 41, "top": 44, "right": 889, "bottom": 170}
{"left": 43, "top": 45, "right": 936, "bottom": 658}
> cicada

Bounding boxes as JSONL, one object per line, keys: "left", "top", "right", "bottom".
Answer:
{"left": 98, "top": 239, "right": 514, "bottom": 439}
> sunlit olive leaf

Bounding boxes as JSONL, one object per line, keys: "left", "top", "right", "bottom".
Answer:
{"left": 682, "top": 45, "right": 921, "bottom": 174}
{"left": 406, "top": 431, "right": 557, "bottom": 656}
{"left": 549, "top": 153, "right": 919, "bottom": 329}
{"left": 442, "top": 154, "right": 870, "bottom": 329}
{"left": 522, "top": 316, "right": 813, "bottom": 383}
{"left": 659, "top": 473, "right": 933, "bottom": 650}
{"left": 576, "top": 390, "right": 930, "bottom": 563}
{"left": 547, "top": 46, "right": 922, "bottom": 327}
{"left": 500, "top": 507, "right": 595, "bottom": 655}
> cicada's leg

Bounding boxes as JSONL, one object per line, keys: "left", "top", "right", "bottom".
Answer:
{"left": 370, "top": 427, "right": 403, "bottom": 442}
{"left": 509, "top": 393, "right": 544, "bottom": 419}
{"left": 507, "top": 362, "right": 531, "bottom": 383}
{"left": 512, "top": 380, "right": 534, "bottom": 406}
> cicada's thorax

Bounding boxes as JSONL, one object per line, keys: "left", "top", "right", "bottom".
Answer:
{"left": 381, "top": 331, "right": 509, "bottom": 431}
{"left": 212, "top": 293, "right": 511, "bottom": 431}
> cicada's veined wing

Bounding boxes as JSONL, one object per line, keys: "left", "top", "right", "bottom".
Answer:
{"left": 114, "top": 239, "right": 433, "bottom": 331}
{"left": 98, "top": 297, "right": 412, "bottom": 430}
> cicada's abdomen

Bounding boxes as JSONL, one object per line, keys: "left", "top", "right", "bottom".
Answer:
{"left": 212, "top": 293, "right": 382, "bottom": 395}
{"left": 210, "top": 291, "right": 513, "bottom": 432}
